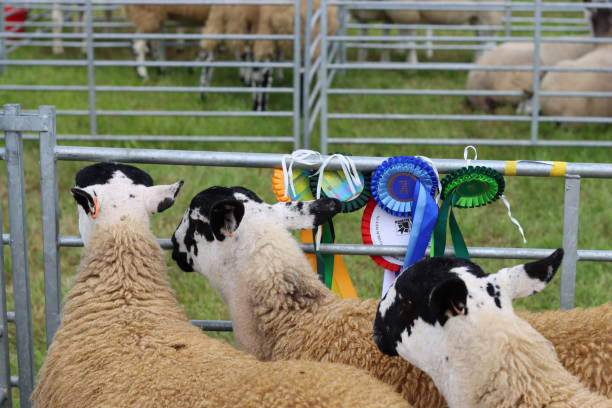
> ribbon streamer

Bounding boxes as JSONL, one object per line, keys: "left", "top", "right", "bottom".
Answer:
{"left": 401, "top": 181, "right": 439, "bottom": 271}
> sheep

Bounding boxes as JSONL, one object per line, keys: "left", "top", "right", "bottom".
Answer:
{"left": 51, "top": 3, "right": 114, "bottom": 55}
{"left": 122, "top": 5, "right": 211, "bottom": 79}
{"left": 171, "top": 185, "right": 612, "bottom": 408}
{"left": 348, "top": 0, "right": 502, "bottom": 64}
{"left": 373, "top": 251, "right": 612, "bottom": 408}
{"left": 250, "top": 0, "right": 339, "bottom": 111}
{"left": 32, "top": 164, "right": 411, "bottom": 408}
{"left": 466, "top": 40, "right": 595, "bottom": 112}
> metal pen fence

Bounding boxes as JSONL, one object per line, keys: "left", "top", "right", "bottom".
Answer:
{"left": 1, "top": 103, "right": 612, "bottom": 407}
{"left": 316, "top": 0, "right": 612, "bottom": 153}
{"left": 1, "top": 0, "right": 307, "bottom": 147}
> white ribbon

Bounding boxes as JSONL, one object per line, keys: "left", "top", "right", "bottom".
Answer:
{"left": 463, "top": 145, "right": 478, "bottom": 166}
{"left": 501, "top": 195, "right": 528, "bottom": 244}
{"left": 313, "top": 153, "right": 363, "bottom": 199}
{"left": 416, "top": 155, "right": 442, "bottom": 202}
{"left": 281, "top": 149, "right": 321, "bottom": 199}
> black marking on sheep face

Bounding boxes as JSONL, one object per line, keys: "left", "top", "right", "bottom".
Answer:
{"left": 373, "top": 257, "right": 483, "bottom": 356}
{"left": 171, "top": 233, "right": 194, "bottom": 272}
{"left": 486, "top": 282, "right": 502, "bottom": 309}
{"left": 310, "top": 198, "right": 342, "bottom": 226}
{"left": 523, "top": 248, "right": 563, "bottom": 283}
{"left": 75, "top": 162, "right": 153, "bottom": 188}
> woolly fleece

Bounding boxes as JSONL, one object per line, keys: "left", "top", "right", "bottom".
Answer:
{"left": 32, "top": 221, "right": 411, "bottom": 408}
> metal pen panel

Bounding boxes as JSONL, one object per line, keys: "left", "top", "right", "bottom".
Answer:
{"left": 39, "top": 106, "right": 61, "bottom": 347}
{"left": 3, "top": 105, "right": 34, "bottom": 408}
{"left": 85, "top": 0, "right": 98, "bottom": 136}
{"left": 561, "top": 176, "right": 580, "bottom": 309}
{"left": 0, "top": 200, "right": 13, "bottom": 408}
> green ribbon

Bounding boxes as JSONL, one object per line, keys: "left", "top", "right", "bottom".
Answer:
{"left": 432, "top": 192, "right": 469, "bottom": 259}
{"left": 313, "top": 221, "right": 335, "bottom": 288}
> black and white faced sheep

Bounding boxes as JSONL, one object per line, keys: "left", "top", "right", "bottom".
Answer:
{"left": 172, "top": 186, "right": 612, "bottom": 408}
{"left": 373, "top": 251, "right": 612, "bottom": 408}
{"left": 34, "top": 167, "right": 410, "bottom": 408}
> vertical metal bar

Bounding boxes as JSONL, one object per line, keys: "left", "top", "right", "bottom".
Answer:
{"left": 319, "top": 0, "right": 329, "bottom": 155}
{"left": 0, "top": 6, "right": 6, "bottom": 75}
{"left": 292, "top": 0, "right": 302, "bottom": 150}
{"left": 560, "top": 175, "right": 580, "bottom": 309}
{"left": 85, "top": 0, "right": 98, "bottom": 135}
{"left": 302, "top": 0, "right": 313, "bottom": 150}
{"left": 504, "top": 0, "right": 512, "bottom": 37}
{"left": 0, "top": 198, "right": 13, "bottom": 408}
{"left": 3, "top": 104, "right": 34, "bottom": 408}
{"left": 337, "top": 5, "right": 347, "bottom": 75}
{"left": 39, "top": 106, "right": 61, "bottom": 347}
{"left": 530, "top": 0, "right": 542, "bottom": 144}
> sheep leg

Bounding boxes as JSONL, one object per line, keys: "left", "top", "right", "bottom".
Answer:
{"left": 75, "top": 10, "right": 87, "bottom": 54}
{"left": 399, "top": 29, "right": 418, "bottom": 64}
{"left": 251, "top": 58, "right": 272, "bottom": 111}
{"left": 151, "top": 38, "right": 166, "bottom": 75}
{"left": 380, "top": 28, "right": 391, "bottom": 63}
{"left": 357, "top": 27, "right": 368, "bottom": 62}
{"left": 176, "top": 25, "right": 187, "bottom": 53}
{"left": 198, "top": 49, "right": 214, "bottom": 102}
{"left": 237, "top": 49, "right": 253, "bottom": 86}
{"left": 425, "top": 28, "right": 434, "bottom": 59}
{"left": 52, "top": 3, "right": 64, "bottom": 55}
{"left": 132, "top": 39, "right": 149, "bottom": 80}
{"left": 275, "top": 48, "right": 284, "bottom": 82}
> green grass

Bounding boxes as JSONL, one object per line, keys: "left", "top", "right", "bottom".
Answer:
{"left": 1, "top": 17, "right": 611, "bottom": 405}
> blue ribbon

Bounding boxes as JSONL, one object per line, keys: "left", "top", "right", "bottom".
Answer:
{"left": 401, "top": 181, "right": 439, "bottom": 272}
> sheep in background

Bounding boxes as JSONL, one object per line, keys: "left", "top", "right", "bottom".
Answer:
{"left": 172, "top": 186, "right": 612, "bottom": 408}
{"left": 250, "top": 0, "right": 338, "bottom": 111}
{"left": 33, "top": 164, "right": 410, "bottom": 408}
{"left": 348, "top": 0, "right": 502, "bottom": 64}
{"left": 52, "top": 2, "right": 113, "bottom": 55}
{"left": 373, "top": 251, "right": 612, "bottom": 408}
{"left": 123, "top": 5, "right": 211, "bottom": 79}
{"left": 467, "top": 40, "right": 595, "bottom": 112}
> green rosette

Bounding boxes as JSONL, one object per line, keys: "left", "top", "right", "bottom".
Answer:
{"left": 440, "top": 166, "right": 505, "bottom": 208}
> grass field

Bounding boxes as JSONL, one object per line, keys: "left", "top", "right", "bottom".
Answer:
{"left": 1, "top": 16, "right": 611, "bottom": 404}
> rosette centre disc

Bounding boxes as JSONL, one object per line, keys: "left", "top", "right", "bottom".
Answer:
{"left": 456, "top": 179, "right": 488, "bottom": 198}
{"left": 387, "top": 173, "right": 417, "bottom": 202}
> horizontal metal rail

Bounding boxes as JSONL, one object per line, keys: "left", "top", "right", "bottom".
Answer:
{"left": 0, "top": 85, "right": 293, "bottom": 94}
{"left": 326, "top": 137, "right": 612, "bottom": 148}
{"left": 6, "top": 0, "right": 294, "bottom": 5}
{"left": 327, "top": 113, "right": 612, "bottom": 124}
{"left": 329, "top": 1, "right": 612, "bottom": 12}
{"left": 51, "top": 147, "right": 612, "bottom": 178}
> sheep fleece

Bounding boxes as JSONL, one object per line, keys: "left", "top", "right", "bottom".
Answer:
{"left": 31, "top": 223, "right": 410, "bottom": 408}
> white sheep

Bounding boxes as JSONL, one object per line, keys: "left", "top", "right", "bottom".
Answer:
{"left": 373, "top": 251, "right": 612, "bottom": 408}
{"left": 348, "top": 0, "right": 502, "bottom": 63}
{"left": 250, "top": 0, "right": 339, "bottom": 110}
{"left": 466, "top": 40, "right": 595, "bottom": 112}
{"left": 172, "top": 186, "right": 612, "bottom": 407}
{"left": 122, "top": 5, "right": 211, "bottom": 79}
{"left": 51, "top": 2, "right": 114, "bottom": 55}
{"left": 32, "top": 164, "right": 410, "bottom": 408}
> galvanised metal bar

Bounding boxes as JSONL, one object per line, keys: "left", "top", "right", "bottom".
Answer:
{"left": 48, "top": 110, "right": 294, "bottom": 117}
{"left": 59, "top": 234, "right": 612, "bottom": 262}
{"left": 319, "top": 0, "right": 329, "bottom": 155}
{"left": 0, "top": 32, "right": 295, "bottom": 40}
{"left": 327, "top": 137, "right": 612, "bottom": 148}
{"left": 3, "top": 104, "right": 34, "bottom": 408}
{"left": 302, "top": 0, "right": 314, "bottom": 150}
{"left": 328, "top": 1, "right": 610, "bottom": 12}
{"left": 326, "top": 113, "right": 612, "bottom": 124}
{"left": 17, "top": 134, "right": 295, "bottom": 143}
{"left": 561, "top": 176, "right": 580, "bottom": 309}
{"left": 85, "top": 0, "right": 98, "bottom": 135}
{"left": 0, "top": 202, "right": 13, "bottom": 408}
{"left": 0, "top": 85, "right": 294, "bottom": 93}
{"left": 530, "top": 0, "right": 542, "bottom": 144}
{"left": 7, "top": 0, "right": 294, "bottom": 5}
{"left": 51, "top": 147, "right": 612, "bottom": 178}
{"left": 337, "top": 4, "right": 347, "bottom": 74}
{"left": 0, "top": 6, "right": 6, "bottom": 75}
{"left": 292, "top": 0, "right": 301, "bottom": 150}
{"left": 39, "top": 106, "right": 61, "bottom": 347}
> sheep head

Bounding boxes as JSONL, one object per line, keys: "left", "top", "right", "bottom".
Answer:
{"left": 171, "top": 186, "right": 341, "bottom": 273}
{"left": 585, "top": 0, "right": 612, "bottom": 37}
{"left": 71, "top": 162, "right": 183, "bottom": 246}
{"left": 372, "top": 250, "right": 563, "bottom": 403}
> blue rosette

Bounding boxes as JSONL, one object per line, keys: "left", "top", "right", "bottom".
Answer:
{"left": 371, "top": 156, "right": 439, "bottom": 217}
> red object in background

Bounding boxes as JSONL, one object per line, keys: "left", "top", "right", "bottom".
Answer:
{"left": 4, "top": 7, "right": 28, "bottom": 41}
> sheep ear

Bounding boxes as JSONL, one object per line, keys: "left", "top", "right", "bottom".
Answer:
{"left": 589, "top": 8, "right": 612, "bottom": 36}
{"left": 493, "top": 249, "right": 564, "bottom": 299}
{"left": 71, "top": 187, "right": 96, "bottom": 216}
{"left": 210, "top": 199, "right": 245, "bottom": 241}
{"left": 429, "top": 277, "right": 468, "bottom": 326}
{"left": 144, "top": 181, "right": 184, "bottom": 214}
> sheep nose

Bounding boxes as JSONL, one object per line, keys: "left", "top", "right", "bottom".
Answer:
{"left": 310, "top": 198, "right": 342, "bottom": 226}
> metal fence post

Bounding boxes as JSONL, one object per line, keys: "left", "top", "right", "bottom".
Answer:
{"left": 530, "top": 0, "right": 542, "bottom": 144}
{"left": 0, "top": 199, "right": 13, "bottom": 408}
{"left": 560, "top": 175, "right": 580, "bottom": 309}
{"left": 319, "top": 0, "right": 329, "bottom": 155}
{"left": 0, "top": 6, "right": 6, "bottom": 75}
{"left": 504, "top": 0, "right": 512, "bottom": 37}
{"left": 3, "top": 104, "right": 34, "bottom": 408}
{"left": 337, "top": 5, "right": 347, "bottom": 75}
{"left": 85, "top": 0, "right": 98, "bottom": 136}
{"left": 39, "top": 106, "right": 61, "bottom": 346}
{"left": 302, "top": 0, "right": 314, "bottom": 150}
{"left": 292, "top": 0, "right": 302, "bottom": 150}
